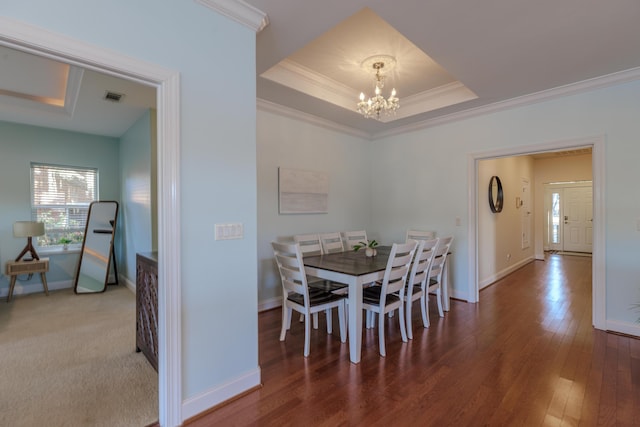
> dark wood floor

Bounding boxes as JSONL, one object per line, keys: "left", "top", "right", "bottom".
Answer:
{"left": 187, "top": 254, "right": 640, "bottom": 426}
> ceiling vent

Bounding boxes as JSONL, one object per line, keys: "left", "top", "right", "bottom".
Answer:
{"left": 103, "top": 91, "right": 124, "bottom": 103}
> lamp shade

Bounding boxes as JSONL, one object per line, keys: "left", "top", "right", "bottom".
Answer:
{"left": 13, "top": 221, "right": 45, "bottom": 238}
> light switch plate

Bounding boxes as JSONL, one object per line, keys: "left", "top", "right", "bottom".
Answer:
{"left": 215, "top": 223, "right": 244, "bottom": 240}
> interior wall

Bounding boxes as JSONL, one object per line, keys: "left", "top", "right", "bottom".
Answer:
{"left": 119, "top": 109, "right": 154, "bottom": 284}
{"left": 2, "top": 0, "right": 261, "bottom": 412}
{"left": 533, "top": 153, "right": 593, "bottom": 258}
{"left": 370, "top": 78, "right": 640, "bottom": 331}
{"left": 257, "top": 109, "right": 371, "bottom": 308}
{"left": 478, "top": 156, "right": 535, "bottom": 288}
{"left": 0, "top": 121, "right": 119, "bottom": 297}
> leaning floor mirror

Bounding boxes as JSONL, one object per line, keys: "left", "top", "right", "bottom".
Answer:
{"left": 74, "top": 201, "right": 119, "bottom": 294}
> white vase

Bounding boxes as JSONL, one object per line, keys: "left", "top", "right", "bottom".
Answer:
{"left": 365, "top": 247, "right": 374, "bottom": 257}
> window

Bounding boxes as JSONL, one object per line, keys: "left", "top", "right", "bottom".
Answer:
{"left": 31, "top": 163, "right": 98, "bottom": 247}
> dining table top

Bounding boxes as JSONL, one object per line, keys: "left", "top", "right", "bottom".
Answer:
{"left": 303, "top": 245, "right": 391, "bottom": 276}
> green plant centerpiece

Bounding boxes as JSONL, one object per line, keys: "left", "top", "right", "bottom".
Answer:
{"left": 353, "top": 240, "right": 379, "bottom": 257}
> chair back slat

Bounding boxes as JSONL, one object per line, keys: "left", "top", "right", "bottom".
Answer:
{"left": 429, "top": 236, "right": 453, "bottom": 282}
{"left": 319, "top": 232, "right": 344, "bottom": 254}
{"left": 406, "top": 238, "right": 439, "bottom": 298}
{"left": 406, "top": 229, "right": 436, "bottom": 243}
{"left": 293, "top": 233, "right": 323, "bottom": 257}
{"left": 342, "top": 230, "right": 368, "bottom": 250}
{"left": 272, "top": 241, "right": 309, "bottom": 300}
{"left": 380, "top": 241, "right": 417, "bottom": 301}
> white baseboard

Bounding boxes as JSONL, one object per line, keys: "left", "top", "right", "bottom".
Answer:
{"left": 182, "top": 368, "right": 261, "bottom": 422}
{"left": 121, "top": 275, "right": 136, "bottom": 293}
{"left": 1, "top": 274, "right": 135, "bottom": 299}
{"left": 479, "top": 256, "right": 535, "bottom": 290}
{"left": 258, "top": 296, "right": 281, "bottom": 312}
{"left": 0, "top": 279, "right": 73, "bottom": 298}
{"left": 606, "top": 319, "right": 640, "bottom": 338}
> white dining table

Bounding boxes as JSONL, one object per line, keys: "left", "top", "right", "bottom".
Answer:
{"left": 303, "top": 245, "right": 452, "bottom": 363}
{"left": 303, "top": 247, "right": 391, "bottom": 364}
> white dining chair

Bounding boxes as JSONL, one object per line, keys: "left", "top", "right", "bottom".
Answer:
{"left": 342, "top": 230, "right": 368, "bottom": 251}
{"left": 404, "top": 238, "right": 439, "bottom": 339}
{"left": 406, "top": 229, "right": 436, "bottom": 242}
{"left": 319, "top": 232, "right": 345, "bottom": 254}
{"left": 362, "top": 241, "right": 417, "bottom": 357}
{"left": 272, "top": 241, "right": 347, "bottom": 357}
{"left": 425, "top": 236, "right": 454, "bottom": 325}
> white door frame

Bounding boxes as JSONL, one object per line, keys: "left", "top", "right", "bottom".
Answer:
{"left": 467, "top": 135, "right": 606, "bottom": 330}
{"left": 0, "top": 18, "right": 182, "bottom": 426}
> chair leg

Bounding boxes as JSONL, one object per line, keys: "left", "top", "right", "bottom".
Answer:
{"left": 338, "top": 302, "right": 346, "bottom": 343}
{"left": 280, "top": 305, "right": 290, "bottom": 341}
{"left": 436, "top": 288, "right": 444, "bottom": 317}
{"left": 378, "top": 309, "right": 386, "bottom": 357}
{"left": 420, "top": 294, "right": 429, "bottom": 328}
{"left": 326, "top": 308, "right": 333, "bottom": 334}
{"left": 313, "top": 312, "right": 319, "bottom": 329}
{"left": 406, "top": 299, "right": 414, "bottom": 340}
{"left": 367, "top": 311, "right": 376, "bottom": 329}
{"left": 398, "top": 305, "right": 408, "bottom": 343}
{"left": 304, "top": 313, "right": 311, "bottom": 357}
{"left": 424, "top": 293, "right": 431, "bottom": 327}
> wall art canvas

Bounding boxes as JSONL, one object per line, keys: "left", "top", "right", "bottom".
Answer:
{"left": 278, "top": 167, "right": 329, "bottom": 214}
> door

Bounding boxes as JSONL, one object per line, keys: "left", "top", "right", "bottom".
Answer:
{"left": 563, "top": 186, "right": 593, "bottom": 253}
{"left": 521, "top": 178, "right": 531, "bottom": 249}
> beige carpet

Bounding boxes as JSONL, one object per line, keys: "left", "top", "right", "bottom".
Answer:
{"left": 0, "top": 285, "right": 158, "bottom": 427}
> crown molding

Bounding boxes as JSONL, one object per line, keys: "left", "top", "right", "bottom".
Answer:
{"left": 261, "top": 59, "right": 358, "bottom": 112}
{"left": 374, "top": 66, "right": 640, "bottom": 140}
{"left": 259, "top": 65, "right": 640, "bottom": 141}
{"left": 257, "top": 98, "right": 371, "bottom": 140}
{"left": 263, "top": 59, "right": 480, "bottom": 124}
{"left": 391, "top": 82, "right": 477, "bottom": 122}
{"left": 195, "top": 0, "right": 269, "bottom": 33}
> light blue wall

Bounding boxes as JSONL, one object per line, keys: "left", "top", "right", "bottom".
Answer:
{"left": 3, "top": 0, "right": 259, "bottom": 405}
{"left": 0, "top": 121, "right": 119, "bottom": 295}
{"left": 371, "top": 79, "right": 640, "bottom": 326}
{"left": 257, "top": 110, "right": 371, "bottom": 305}
{"left": 119, "top": 110, "right": 154, "bottom": 283}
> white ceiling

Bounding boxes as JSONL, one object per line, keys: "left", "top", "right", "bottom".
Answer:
{"left": 0, "top": 45, "right": 156, "bottom": 138}
{"left": 248, "top": 0, "right": 640, "bottom": 137}
{"left": 1, "top": 1, "right": 639, "bottom": 139}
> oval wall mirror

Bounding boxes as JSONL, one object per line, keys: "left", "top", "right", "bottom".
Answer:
{"left": 488, "top": 175, "right": 504, "bottom": 213}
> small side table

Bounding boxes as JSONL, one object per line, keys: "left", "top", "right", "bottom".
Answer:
{"left": 5, "top": 258, "right": 49, "bottom": 302}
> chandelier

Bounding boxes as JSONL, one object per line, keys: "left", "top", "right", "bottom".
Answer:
{"left": 356, "top": 55, "right": 399, "bottom": 120}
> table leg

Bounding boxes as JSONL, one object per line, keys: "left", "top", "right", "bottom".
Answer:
{"left": 348, "top": 278, "right": 362, "bottom": 364}
{"left": 40, "top": 273, "right": 49, "bottom": 296}
{"left": 7, "top": 276, "right": 17, "bottom": 303}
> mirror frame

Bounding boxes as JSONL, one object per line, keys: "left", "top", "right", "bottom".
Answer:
{"left": 488, "top": 175, "right": 504, "bottom": 213}
{"left": 73, "top": 201, "right": 119, "bottom": 294}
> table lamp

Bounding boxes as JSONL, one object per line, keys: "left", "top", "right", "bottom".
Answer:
{"left": 13, "top": 221, "right": 45, "bottom": 261}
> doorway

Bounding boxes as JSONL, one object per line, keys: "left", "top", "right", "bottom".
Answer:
{"left": 0, "top": 19, "right": 182, "bottom": 426}
{"left": 545, "top": 182, "right": 593, "bottom": 254}
{"left": 468, "top": 135, "right": 605, "bottom": 330}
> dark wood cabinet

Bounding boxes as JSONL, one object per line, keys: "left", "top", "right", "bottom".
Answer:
{"left": 136, "top": 252, "right": 158, "bottom": 371}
